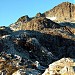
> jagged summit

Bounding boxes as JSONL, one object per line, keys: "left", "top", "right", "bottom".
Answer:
{"left": 44, "top": 2, "right": 75, "bottom": 22}
{"left": 17, "top": 15, "right": 31, "bottom": 23}
{"left": 60, "top": 1, "right": 74, "bottom": 4}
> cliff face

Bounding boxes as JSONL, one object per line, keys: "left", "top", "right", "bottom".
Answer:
{"left": 44, "top": 2, "right": 75, "bottom": 22}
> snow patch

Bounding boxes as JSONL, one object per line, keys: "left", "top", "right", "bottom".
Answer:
{"left": 46, "top": 17, "right": 57, "bottom": 20}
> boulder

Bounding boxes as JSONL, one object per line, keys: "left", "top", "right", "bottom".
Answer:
{"left": 42, "top": 58, "right": 75, "bottom": 75}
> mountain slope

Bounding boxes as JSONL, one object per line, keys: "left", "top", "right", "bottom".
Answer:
{"left": 44, "top": 2, "right": 75, "bottom": 22}
{"left": 10, "top": 17, "right": 61, "bottom": 31}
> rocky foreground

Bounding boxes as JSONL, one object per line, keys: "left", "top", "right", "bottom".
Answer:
{"left": 0, "top": 18, "right": 75, "bottom": 75}
{"left": 43, "top": 58, "right": 75, "bottom": 75}
{"left": 0, "top": 53, "right": 75, "bottom": 75}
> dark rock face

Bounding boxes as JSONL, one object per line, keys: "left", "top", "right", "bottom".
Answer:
{"left": 2, "top": 29, "right": 75, "bottom": 63}
{"left": 59, "top": 22, "right": 75, "bottom": 28}
{"left": 0, "top": 29, "right": 75, "bottom": 75}
{"left": 44, "top": 2, "right": 75, "bottom": 22}
{"left": 12, "top": 31, "right": 57, "bottom": 66}
{"left": 0, "top": 26, "right": 12, "bottom": 37}
{"left": 0, "top": 30, "right": 8, "bottom": 36}
{"left": 0, "top": 43, "right": 3, "bottom": 52}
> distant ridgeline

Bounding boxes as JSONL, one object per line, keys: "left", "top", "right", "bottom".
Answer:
{"left": 9, "top": 2, "right": 75, "bottom": 31}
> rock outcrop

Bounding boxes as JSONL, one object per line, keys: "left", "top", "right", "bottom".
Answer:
{"left": 35, "top": 12, "right": 44, "bottom": 18}
{"left": 0, "top": 26, "right": 12, "bottom": 37}
{"left": 42, "top": 58, "right": 75, "bottom": 75}
{"left": 17, "top": 15, "right": 30, "bottom": 23}
{"left": 20, "top": 17, "right": 61, "bottom": 31}
{"left": 10, "top": 17, "right": 61, "bottom": 31}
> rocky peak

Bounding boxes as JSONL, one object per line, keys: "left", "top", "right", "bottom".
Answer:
{"left": 10, "top": 15, "right": 31, "bottom": 31}
{"left": 17, "top": 15, "right": 30, "bottom": 23}
{"left": 44, "top": 2, "right": 75, "bottom": 22}
{"left": 35, "top": 12, "right": 45, "bottom": 18}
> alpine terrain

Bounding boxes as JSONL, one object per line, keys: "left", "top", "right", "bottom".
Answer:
{"left": 0, "top": 2, "right": 75, "bottom": 75}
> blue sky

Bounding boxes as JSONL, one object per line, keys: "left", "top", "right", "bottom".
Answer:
{"left": 0, "top": 0, "right": 74, "bottom": 26}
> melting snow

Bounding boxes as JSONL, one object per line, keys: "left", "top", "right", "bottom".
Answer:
{"left": 46, "top": 17, "right": 57, "bottom": 20}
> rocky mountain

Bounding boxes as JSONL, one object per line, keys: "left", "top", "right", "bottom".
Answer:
{"left": 10, "top": 17, "right": 61, "bottom": 31}
{"left": 44, "top": 2, "right": 75, "bottom": 22}
{"left": 9, "top": 2, "right": 75, "bottom": 31}
{"left": 0, "top": 1, "right": 75, "bottom": 75}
